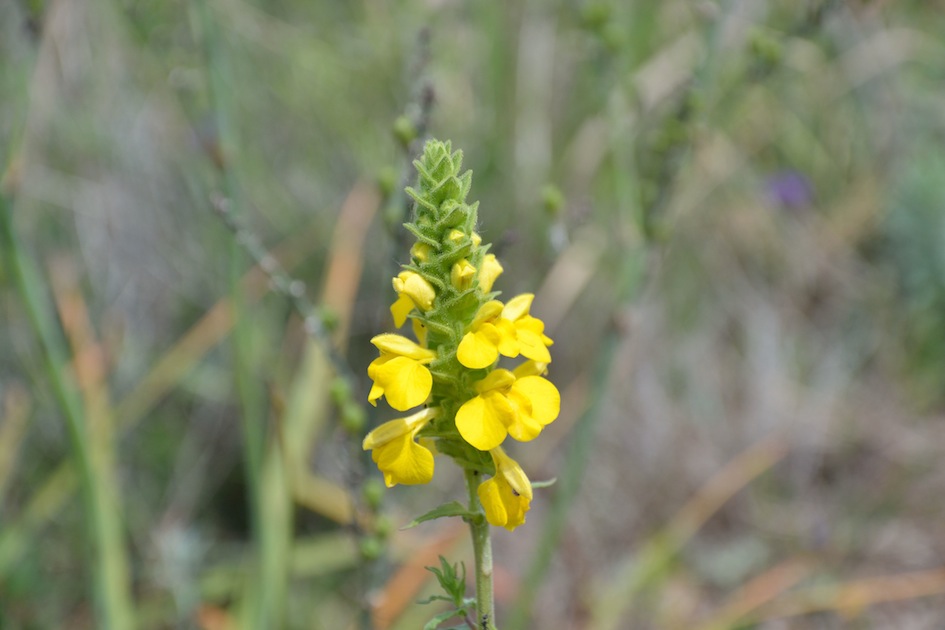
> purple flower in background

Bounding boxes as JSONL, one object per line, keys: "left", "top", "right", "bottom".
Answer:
{"left": 766, "top": 170, "right": 813, "bottom": 209}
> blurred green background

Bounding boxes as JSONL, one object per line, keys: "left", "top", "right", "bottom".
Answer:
{"left": 3, "top": 0, "right": 945, "bottom": 628}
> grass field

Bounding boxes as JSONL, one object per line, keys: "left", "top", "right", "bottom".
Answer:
{"left": 3, "top": 1, "right": 945, "bottom": 628}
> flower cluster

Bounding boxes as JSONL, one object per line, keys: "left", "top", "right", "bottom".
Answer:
{"left": 362, "top": 139, "right": 560, "bottom": 530}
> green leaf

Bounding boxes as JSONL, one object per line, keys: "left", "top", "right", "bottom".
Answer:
{"left": 402, "top": 502, "right": 472, "bottom": 529}
{"left": 422, "top": 610, "right": 462, "bottom": 630}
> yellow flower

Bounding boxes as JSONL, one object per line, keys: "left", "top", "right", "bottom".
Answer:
{"left": 455, "top": 369, "right": 560, "bottom": 450}
{"left": 390, "top": 271, "right": 436, "bottom": 328}
{"left": 451, "top": 259, "right": 477, "bottom": 290}
{"left": 367, "top": 334, "right": 437, "bottom": 411}
{"left": 363, "top": 408, "right": 439, "bottom": 487}
{"left": 478, "top": 253, "right": 503, "bottom": 293}
{"left": 455, "top": 301, "right": 513, "bottom": 369}
{"left": 456, "top": 294, "right": 553, "bottom": 369}
{"left": 478, "top": 447, "right": 532, "bottom": 530}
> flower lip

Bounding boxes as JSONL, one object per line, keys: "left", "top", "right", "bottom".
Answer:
{"left": 371, "top": 334, "right": 436, "bottom": 362}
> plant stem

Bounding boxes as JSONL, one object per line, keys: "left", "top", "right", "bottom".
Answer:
{"left": 465, "top": 469, "right": 497, "bottom": 630}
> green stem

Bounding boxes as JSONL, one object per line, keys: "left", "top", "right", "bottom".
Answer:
{"left": 0, "top": 190, "right": 134, "bottom": 628}
{"left": 465, "top": 469, "right": 496, "bottom": 630}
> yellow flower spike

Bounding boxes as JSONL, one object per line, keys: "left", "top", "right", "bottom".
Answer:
{"left": 363, "top": 408, "right": 439, "bottom": 487}
{"left": 478, "top": 253, "right": 503, "bottom": 293}
{"left": 478, "top": 447, "right": 532, "bottom": 530}
{"left": 390, "top": 271, "right": 436, "bottom": 328}
{"left": 368, "top": 334, "right": 437, "bottom": 411}
{"left": 451, "top": 259, "right": 477, "bottom": 291}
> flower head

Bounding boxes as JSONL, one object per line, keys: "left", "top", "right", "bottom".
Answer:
{"left": 363, "top": 408, "right": 439, "bottom": 487}
{"left": 478, "top": 447, "right": 533, "bottom": 530}
{"left": 455, "top": 301, "right": 511, "bottom": 369}
{"left": 456, "top": 294, "right": 553, "bottom": 369}
{"left": 368, "top": 334, "right": 437, "bottom": 411}
{"left": 455, "top": 368, "right": 560, "bottom": 450}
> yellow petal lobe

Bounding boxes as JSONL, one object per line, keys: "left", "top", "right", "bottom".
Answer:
{"left": 372, "top": 356, "right": 432, "bottom": 411}
{"left": 457, "top": 326, "right": 501, "bottom": 369}
{"left": 455, "top": 392, "right": 514, "bottom": 450}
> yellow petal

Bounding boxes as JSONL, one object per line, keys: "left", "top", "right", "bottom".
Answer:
{"left": 495, "top": 318, "right": 520, "bottom": 358}
{"left": 372, "top": 356, "right": 432, "bottom": 411}
{"left": 455, "top": 392, "right": 514, "bottom": 451}
{"left": 478, "top": 254, "right": 503, "bottom": 293}
{"left": 457, "top": 325, "right": 501, "bottom": 369}
{"left": 491, "top": 447, "right": 533, "bottom": 501}
{"left": 393, "top": 271, "right": 436, "bottom": 311}
{"left": 505, "top": 394, "right": 543, "bottom": 442}
{"left": 474, "top": 368, "right": 515, "bottom": 394}
{"left": 368, "top": 382, "right": 383, "bottom": 407}
{"left": 513, "top": 360, "right": 548, "bottom": 378}
{"left": 477, "top": 477, "right": 508, "bottom": 526}
{"left": 362, "top": 417, "right": 409, "bottom": 450}
{"left": 362, "top": 408, "right": 437, "bottom": 450}
{"left": 390, "top": 293, "right": 414, "bottom": 328}
{"left": 502, "top": 293, "right": 534, "bottom": 322}
{"left": 471, "top": 301, "right": 504, "bottom": 328}
{"left": 451, "top": 259, "right": 477, "bottom": 290}
{"left": 411, "top": 318, "right": 428, "bottom": 348}
{"left": 371, "top": 334, "right": 436, "bottom": 362}
{"left": 372, "top": 433, "right": 435, "bottom": 487}
{"left": 511, "top": 376, "right": 560, "bottom": 427}
{"left": 477, "top": 473, "right": 529, "bottom": 530}
{"left": 516, "top": 328, "right": 552, "bottom": 363}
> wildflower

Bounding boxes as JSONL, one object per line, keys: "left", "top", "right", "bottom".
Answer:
{"left": 363, "top": 408, "right": 439, "bottom": 487}
{"left": 390, "top": 271, "right": 436, "bottom": 328}
{"left": 455, "top": 301, "right": 512, "bottom": 369}
{"left": 367, "top": 334, "right": 437, "bottom": 411}
{"left": 478, "top": 447, "right": 533, "bottom": 530}
{"left": 455, "top": 369, "right": 560, "bottom": 450}
{"left": 456, "top": 294, "right": 553, "bottom": 369}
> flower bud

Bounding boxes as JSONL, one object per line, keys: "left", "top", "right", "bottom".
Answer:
{"left": 451, "top": 259, "right": 476, "bottom": 291}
